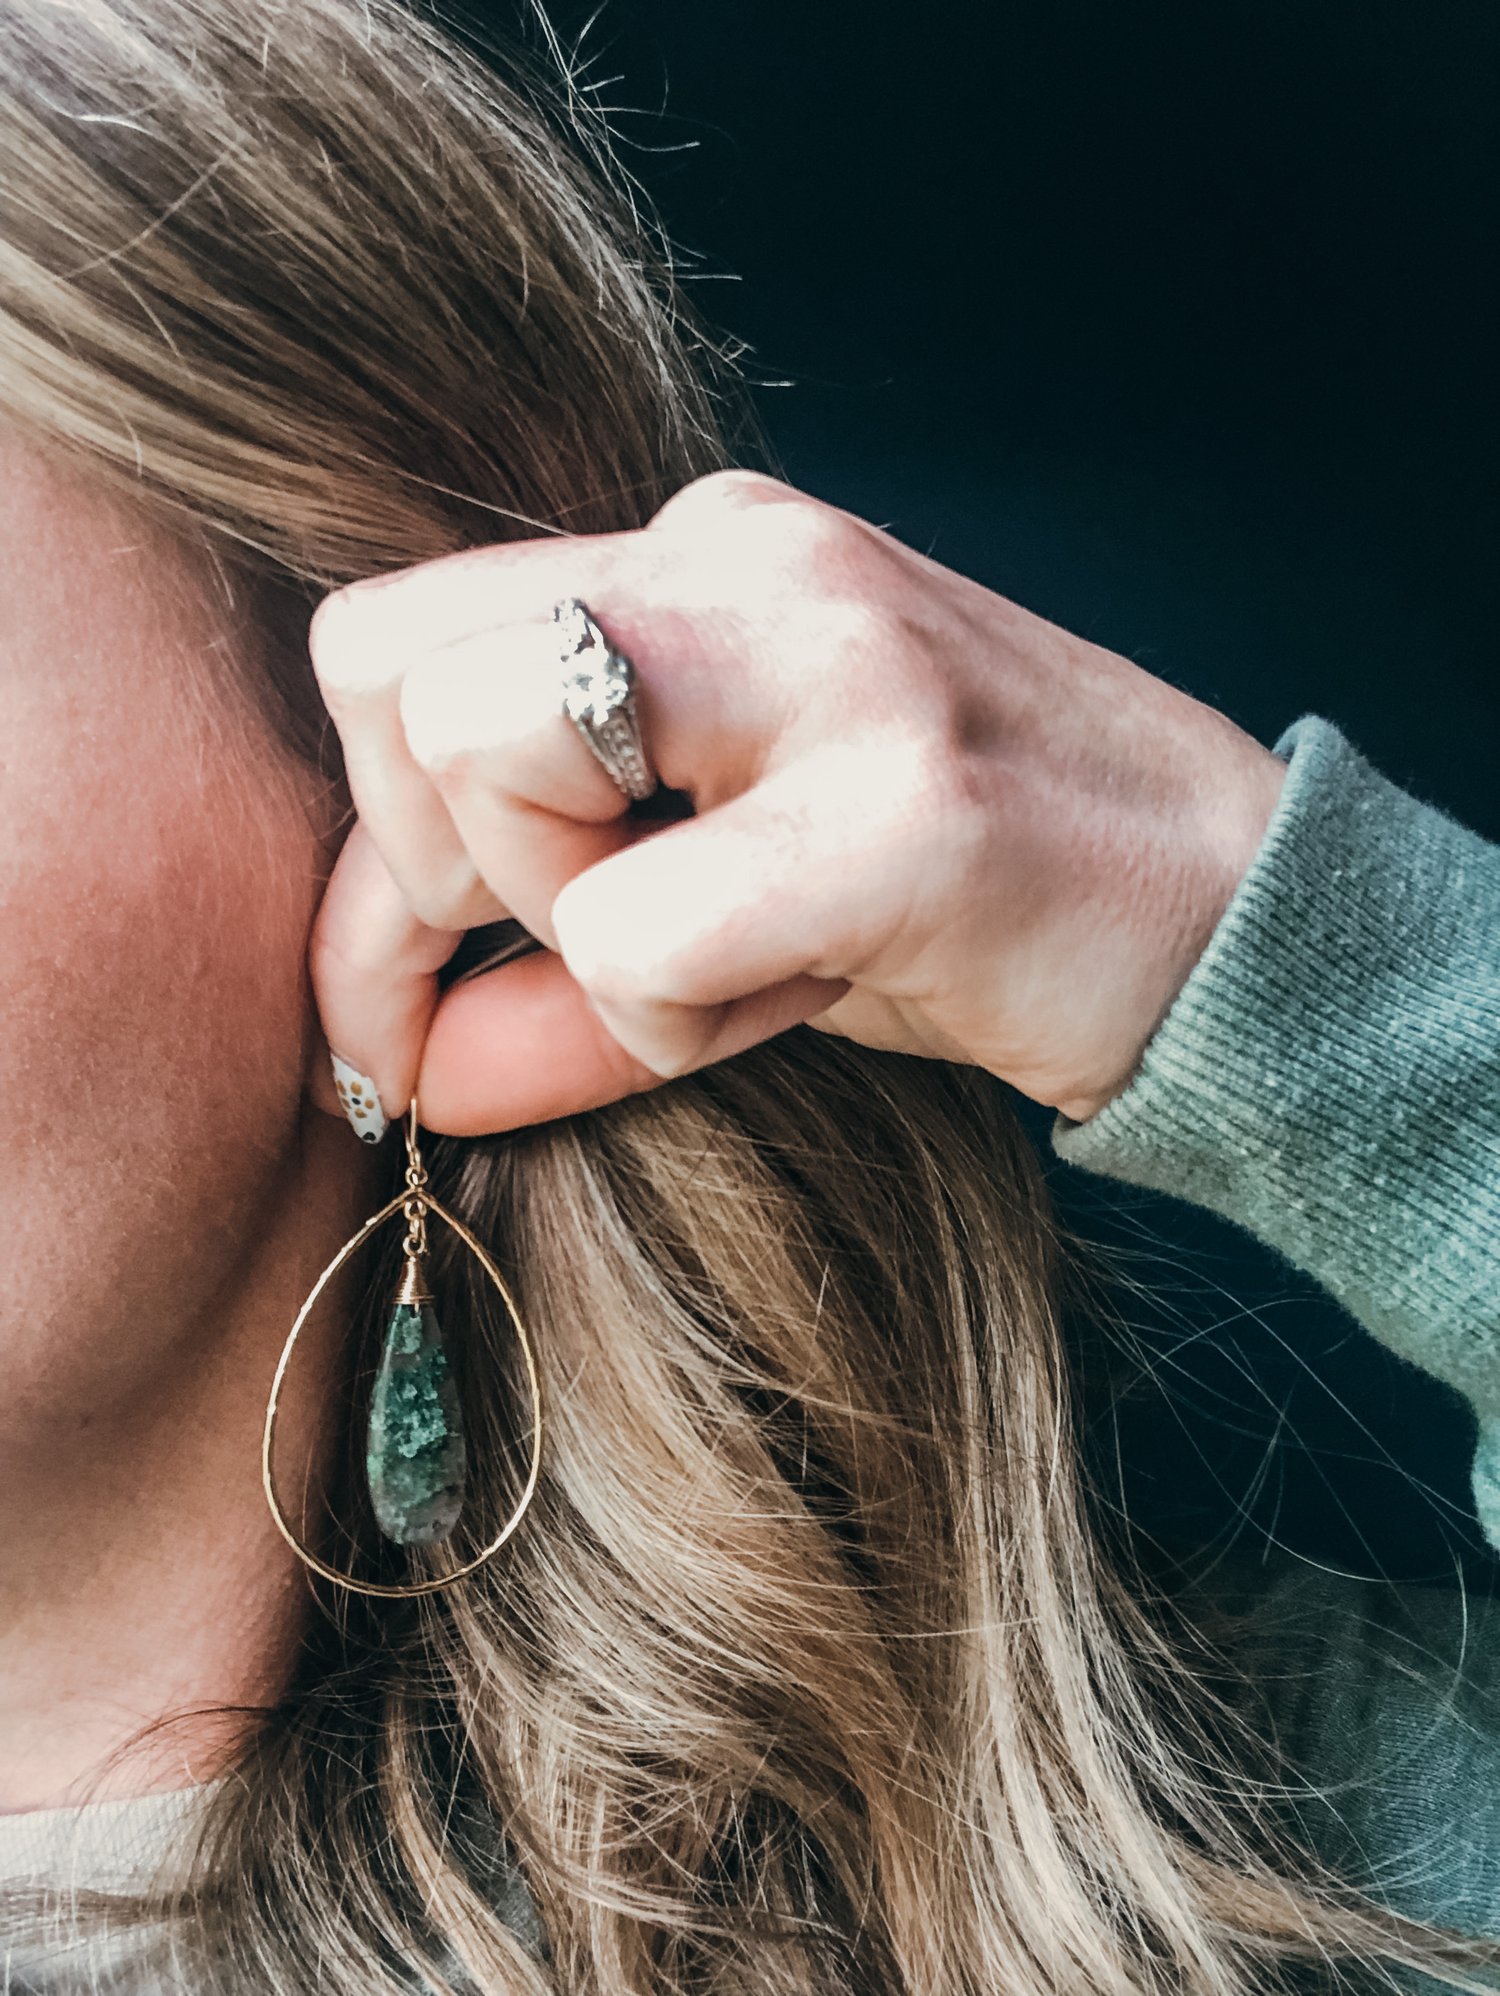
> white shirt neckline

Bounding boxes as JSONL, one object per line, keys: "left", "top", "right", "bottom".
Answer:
{"left": 0, "top": 1781, "right": 218, "bottom": 1895}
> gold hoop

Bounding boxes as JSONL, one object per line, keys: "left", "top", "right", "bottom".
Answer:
{"left": 262, "top": 1177, "right": 543, "bottom": 1601}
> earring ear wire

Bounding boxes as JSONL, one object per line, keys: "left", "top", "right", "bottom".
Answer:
{"left": 261, "top": 1097, "right": 543, "bottom": 1599}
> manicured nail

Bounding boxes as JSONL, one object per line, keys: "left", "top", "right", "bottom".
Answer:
{"left": 329, "top": 1051, "right": 389, "bottom": 1144}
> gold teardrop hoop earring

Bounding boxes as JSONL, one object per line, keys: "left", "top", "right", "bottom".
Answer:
{"left": 262, "top": 1100, "right": 543, "bottom": 1599}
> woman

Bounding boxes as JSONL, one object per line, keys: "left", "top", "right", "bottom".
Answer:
{"left": 0, "top": 1, "right": 1495, "bottom": 1991}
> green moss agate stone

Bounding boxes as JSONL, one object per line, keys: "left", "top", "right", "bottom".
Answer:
{"left": 365, "top": 1301, "right": 467, "bottom": 1546}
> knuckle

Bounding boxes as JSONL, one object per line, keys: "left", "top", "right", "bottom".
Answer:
{"left": 779, "top": 598, "right": 894, "bottom": 730}
{"left": 397, "top": 659, "right": 480, "bottom": 785}
{"left": 809, "top": 592, "right": 887, "bottom": 662}
{"left": 403, "top": 867, "right": 491, "bottom": 932}
{"left": 307, "top": 590, "right": 386, "bottom": 706}
{"left": 746, "top": 497, "right": 882, "bottom": 605}
{"left": 651, "top": 466, "right": 792, "bottom": 529}
{"left": 899, "top": 726, "right": 967, "bottom": 826}
{"left": 906, "top": 728, "right": 998, "bottom": 897}
{"left": 386, "top": 846, "right": 486, "bottom": 930}
{"left": 307, "top": 898, "right": 365, "bottom": 994}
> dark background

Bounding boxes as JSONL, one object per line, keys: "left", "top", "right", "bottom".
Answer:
{"left": 470, "top": 1, "right": 1498, "bottom": 1580}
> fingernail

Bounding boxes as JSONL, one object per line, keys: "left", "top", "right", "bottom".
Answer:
{"left": 329, "top": 1051, "right": 389, "bottom": 1144}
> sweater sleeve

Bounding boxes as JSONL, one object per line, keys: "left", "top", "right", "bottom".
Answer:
{"left": 1050, "top": 713, "right": 1500, "bottom": 1546}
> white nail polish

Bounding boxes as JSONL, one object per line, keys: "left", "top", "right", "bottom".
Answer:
{"left": 330, "top": 1052, "right": 389, "bottom": 1144}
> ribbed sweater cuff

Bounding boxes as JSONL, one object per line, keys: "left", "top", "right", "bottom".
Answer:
{"left": 1050, "top": 714, "right": 1500, "bottom": 1529}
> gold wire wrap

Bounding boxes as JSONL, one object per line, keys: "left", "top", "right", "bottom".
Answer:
{"left": 261, "top": 1109, "right": 543, "bottom": 1599}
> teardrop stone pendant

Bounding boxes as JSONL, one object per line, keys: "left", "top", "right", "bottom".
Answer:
{"left": 366, "top": 1255, "right": 468, "bottom": 1546}
{"left": 265, "top": 1096, "right": 543, "bottom": 1597}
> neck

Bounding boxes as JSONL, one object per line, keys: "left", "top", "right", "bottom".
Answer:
{"left": 0, "top": 1107, "right": 378, "bottom": 1813}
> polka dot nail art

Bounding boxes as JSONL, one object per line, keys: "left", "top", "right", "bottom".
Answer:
{"left": 330, "top": 1051, "right": 389, "bottom": 1144}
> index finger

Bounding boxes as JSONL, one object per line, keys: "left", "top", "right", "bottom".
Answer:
{"left": 310, "top": 465, "right": 800, "bottom": 658}
{"left": 312, "top": 525, "right": 637, "bottom": 663}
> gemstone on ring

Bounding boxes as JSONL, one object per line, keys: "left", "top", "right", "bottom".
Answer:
{"left": 554, "top": 596, "right": 658, "bottom": 801}
{"left": 560, "top": 640, "right": 636, "bottom": 733}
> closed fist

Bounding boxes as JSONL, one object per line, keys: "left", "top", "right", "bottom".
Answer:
{"left": 306, "top": 469, "right": 1286, "bottom": 1135}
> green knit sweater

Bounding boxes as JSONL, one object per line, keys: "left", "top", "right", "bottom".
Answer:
{"left": 1053, "top": 712, "right": 1500, "bottom": 1961}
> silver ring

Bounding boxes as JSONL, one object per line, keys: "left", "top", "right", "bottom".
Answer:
{"left": 554, "top": 597, "right": 658, "bottom": 802}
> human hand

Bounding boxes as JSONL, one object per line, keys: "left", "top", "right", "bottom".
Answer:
{"left": 305, "top": 469, "right": 1287, "bottom": 1137}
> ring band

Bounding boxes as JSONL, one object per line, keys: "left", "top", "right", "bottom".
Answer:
{"left": 554, "top": 597, "right": 658, "bottom": 802}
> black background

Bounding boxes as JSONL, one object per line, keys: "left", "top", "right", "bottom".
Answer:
{"left": 466, "top": 0, "right": 1499, "bottom": 1580}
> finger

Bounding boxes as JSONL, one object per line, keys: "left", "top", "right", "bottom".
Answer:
{"left": 312, "top": 616, "right": 512, "bottom": 933}
{"left": 549, "top": 764, "right": 870, "bottom": 1080}
{"left": 311, "top": 467, "right": 796, "bottom": 661}
{"left": 309, "top": 553, "right": 766, "bottom": 951}
{"left": 395, "top": 619, "right": 647, "bottom": 948}
{"left": 308, "top": 819, "right": 464, "bottom": 1133}
{"left": 372, "top": 597, "right": 781, "bottom": 951}
{"left": 416, "top": 943, "right": 847, "bottom": 1134}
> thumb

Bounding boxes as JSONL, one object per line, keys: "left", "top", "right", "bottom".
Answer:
{"left": 413, "top": 943, "right": 841, "bottom": 1134}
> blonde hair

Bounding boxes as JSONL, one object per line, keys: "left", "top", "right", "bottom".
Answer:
{"left": 1, "top": 2, "right": 1495, "bottom": 1990}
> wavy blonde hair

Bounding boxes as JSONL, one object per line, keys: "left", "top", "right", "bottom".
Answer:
{"left": 1, "top": 2, "right": 1495, "bottom": 1990}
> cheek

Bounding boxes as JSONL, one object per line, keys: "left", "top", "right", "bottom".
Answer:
{"left": 0, "top": 709, "right": 323, "bottom": 1426}
{"left": 11, "top": 786, "right": 308, "bottom": 1141}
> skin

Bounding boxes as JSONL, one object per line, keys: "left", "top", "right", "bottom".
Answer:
{"left": 307, "top": 469, "right": 1288, "bottom": 1135}
{"left": 0, "top": 438, "right": 381, "bottom": 1810}
{"left": 3, "top": 451, "right": 1283, "bottom": 1809}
